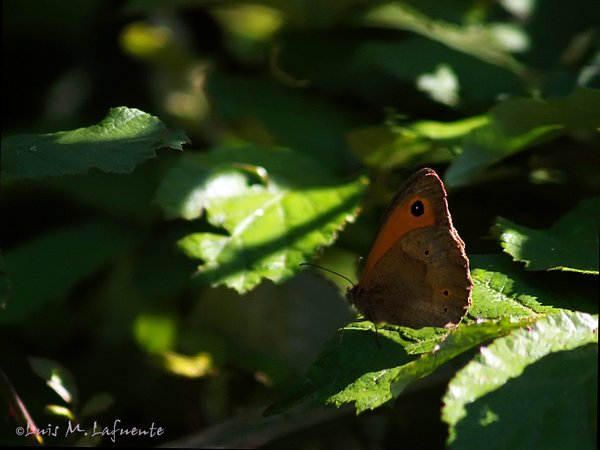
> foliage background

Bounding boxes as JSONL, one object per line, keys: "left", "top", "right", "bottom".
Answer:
{"left": 1, "top": 0, "right": 599, "bottom": 448}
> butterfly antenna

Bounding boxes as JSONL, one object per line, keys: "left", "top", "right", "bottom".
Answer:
{"left": 299, "top": 263, "right": 356, "bottom": 288}
{"left": 300, "top": 263, "right": 383, "bottom": 346}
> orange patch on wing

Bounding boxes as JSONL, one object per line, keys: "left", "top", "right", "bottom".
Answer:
{"left": 360, "top": 195, "right": 435, "bottom": 284}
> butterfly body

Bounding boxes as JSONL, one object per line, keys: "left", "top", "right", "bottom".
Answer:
{"left": 347, "top": 168, "right": 472, "bottom": 329}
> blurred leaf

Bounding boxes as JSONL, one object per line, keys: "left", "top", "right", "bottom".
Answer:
{"left": 156, "top": 145, "right": 367, "bottom": 293}
{"left": 446, "top": 87, "right": 600, "bottom": 187}
{"left": 207, "top": 74, "right": 357, "bottom": 172}
{"left": 523, "top": 0, "right": 600, "bottom": 71}
{"left": 45, "top": 404, "right": 75, "bottom": 420}
{"left": 1, "top": 222, "right": 138, "bottom": 323}
{"left": 41, "top": 157, "right": 167, "bottom": 220}
{"left": 79, "top": 393, "right": 114, "bottom": 420}
{"left": 347, "top": 115, "right": 487, "bottom": 169}
{"left": 133, "top": 313, "right": 177, "bottom": 354}
{"left": 1, "top": 106, "right": 190, "bottom": 182}
{"left": 159, "top": 351, "right": 215, "bottom": 378}
{"left": 442, "top": 311, "right": 598, "bottom": 448}
{"left": 494, "top": 197, "right": 600, "bottom": 274}
{"left": 186, "top": 271, "right": 354, "bottom": 384}
{"left": 279, "top": 33, "right": 523, "bottom": 105}
{"left": 120, "top": 21, "right": 195, "bottom": 68}
{"left": 28, "top": 357, "right": 79, "bottom": 405}
{"left": 363, "top": 2, "right": 532, "bottom": 79}
{"left": 211, "top": 4, "right": 283, "bottom": 42}
{"left": 416, "top": 64, "right": 460, "bottom": 106}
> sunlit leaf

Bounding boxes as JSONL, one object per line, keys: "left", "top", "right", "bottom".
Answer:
{"left": 266, "top": 317, "right": 530, "bottom": 416}
{"left": 468, "top": 254, "right": 562, "bottom": 320}
{"left": 347, "top": 116, "right": 487, "bottom": 170}
{"left": 268, "top": 251, "right": 582, "bottom": 415}
{"left": 494, "top": 197, "right": 600, "bottom": 274}
{"left": 156, "top": 145, "right": 367, "bottom": 293}
{"left": 442, "top": 311, "right": 598, "bottom": 448}
{"left": 446, "top": 87, "right": 600, "bottom": 187}
{"left": 1, "top": 106, "right": 190, "bottom": 182}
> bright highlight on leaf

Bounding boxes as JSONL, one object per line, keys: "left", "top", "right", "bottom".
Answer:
{"left": 28, "top": 357, "right": 78, "bottom": 405}
{"left": 417, "top": 64, "right": 460, "bottom": 106}
{"left": 45, "top": 404, "right": 75, "bottom": 420}
{"left": 160, "top": 351, "right": 215, "bottom": 378}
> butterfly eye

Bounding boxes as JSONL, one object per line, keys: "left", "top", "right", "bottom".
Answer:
{"left": 411, "top": 200, "right": 424, "bottom": 217}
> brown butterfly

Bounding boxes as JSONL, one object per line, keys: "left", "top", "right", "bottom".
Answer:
{"left": 347, "top": 168, "right": 472, "bottom": 329}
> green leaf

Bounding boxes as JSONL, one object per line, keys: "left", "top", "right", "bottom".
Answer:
{"left": 29, "top": 357, "right": 79, "bottom": 405}
{"left": 79, "top": 393, "right": 114, "bottom": 419}
{"left": 155, "top": 145, "right": 367, "bottom": 293}
{"left": 207, "top": 74, "right": 355, "bottom": 172}
{"left": 446, "top": 87, "right": 600, "bottom": 187}
{"left": 133, "top": 313, "right": 177, "bottom": 354}
{"left": 264, "top": 321, "right": 415, "bottom": 415}
{"left": 185, "top": 271, "right": 354, "bottom": 386}
{"left": 1, "top": 222, "right": 138, "bottom": 323}
{"left": 1, "top": 106, "right": 190, "bottom": 182}
{"left": 364, "top": 3, "right": 532, "bottom": 78}
{"left": 494, "top": 197, "right": 600, "bottom": 274}
{"left": 280, "top": 32, "right": 523, "bottom": 105}
{"left": 266, "top": 317, "right": 530, "bottom": 416}
{"left": 347, "top": 115, "right": 487, "bottom": 170}
{"left": 442, "top": 311, "right": 598, "bottom": 449}
{"left": 159, "top": 351, "right": 215, "bottom": 378}
{"left": 468, "top": 254, "right": 563, "bottom": 320}
{"left": 268, "top": 252, "right": 581, "bottom": 416}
